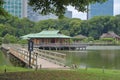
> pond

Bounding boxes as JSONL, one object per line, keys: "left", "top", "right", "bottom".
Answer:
{"left": 64, "top": 47, "right": 120, "bottom": 70}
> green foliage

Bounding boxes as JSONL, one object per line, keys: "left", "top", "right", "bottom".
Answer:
{"left": 18, "top": 39, "right": 28, "bottom": 44}
{"left": 28, "top": 0, "right": 107, "bottom": 18}
{"left": 3, "top": 34, "right": 18, "bottom": 44}
{"left": 0, "top": 37, "right": 2, "bottom": 45}
{"left": 0, "top": 14, "right": 120, "bottom": 44}
{"left": 83, "top": 37, "right": 94, "bottom": 42}
{"left": 0, "top": 0, "right": 10, "bottom": 17}
{"left": 1, "top": 69, "right": 120, "bottom": 80}
{"left": 0, "top": 51, "right": 12, "bottom": 66}
{"left": 100, "top": 38, "right": 114, "bottom": 42}
{"left": 0, "top": 24, "right": 16, "bottom": 37}
{"left": 0, "top": 66, "right": 29, "bottom": 73}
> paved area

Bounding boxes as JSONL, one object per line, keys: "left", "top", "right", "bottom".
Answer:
{"left": 37, "top": 57, "right": 69, "bottom": 69}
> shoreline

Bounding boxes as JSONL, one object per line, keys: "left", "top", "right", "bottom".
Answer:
{"left": 86, "top": 45, "right": 120, "bottom": 50}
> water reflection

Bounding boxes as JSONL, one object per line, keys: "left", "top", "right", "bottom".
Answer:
{"left": 66, "top": 50, "right": 120, "bottom": 70}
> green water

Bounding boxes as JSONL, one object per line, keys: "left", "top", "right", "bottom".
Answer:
{"left": 0, "top": 50, "right": 12, "bottom": 66}
{"left": 65, "top": 50, "right": 120, "bottom": 70}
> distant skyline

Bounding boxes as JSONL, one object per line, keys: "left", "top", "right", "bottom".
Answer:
{"left": 67, "top": 0, "right": 120, "bottom": 20}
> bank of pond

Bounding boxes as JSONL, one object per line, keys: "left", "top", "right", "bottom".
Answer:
{"left": 0, "top": 51, "right": 12, "bottom": 66}
{"left": 0, "top": 67, "right": 120, "bottom": 80}
{"left": 1, "top": 47, "right": 120, "bottom": 80}
{"left": 1, "top": 46, "right": 120, "bottom": 70}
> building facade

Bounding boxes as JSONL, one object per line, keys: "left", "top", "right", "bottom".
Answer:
{"left": 3, "top": 0, "right": 72, "bottom": 21}
{"left": 64, "top": 10, "right": 72, "bottom": 18}
{"left": 27, "top": 6, "right": 58, "bottom": 22}
{"left": 3, "top": 0, "right": 27, "bottom": 18}
{"left": 21, "top": 30, "right": 71, "bottom": 44}
{"left": 27, "top": 6, "right": 72, "bottom": 22}
{"left": 88, "top": 0, "right": 114, "bottom": 19}
{"left": 21, "top": 30, "right": 71, "bottom": 50}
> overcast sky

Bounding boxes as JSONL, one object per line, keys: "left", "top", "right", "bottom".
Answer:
{"left": 67, "top": 0, "right": 120, "bottom": 20}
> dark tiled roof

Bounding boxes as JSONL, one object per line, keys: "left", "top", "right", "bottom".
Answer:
{"left": 100, "top": 31, "right": 120, "bottom": 39}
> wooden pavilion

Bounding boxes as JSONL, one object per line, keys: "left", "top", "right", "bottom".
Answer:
{"left": 21, "top": 30, "right": 72, "bottom": 50}
{"left": 73, "top": 34, "right": 87, "bottom": 43}
{"left": 100, "top": 31, "right": 120, "bottom": 40}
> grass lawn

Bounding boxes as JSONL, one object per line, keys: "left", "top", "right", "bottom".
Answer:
{"left": 0, "top": 51, "right": 12, "bottom": 66}
{"left": 0, "top": 67, "right": 120, "bottom": 80}
{"left": 0, "top": 66, "right": 30, "bottom": 73}
{"left": 0, "top": 50, "right": 120, "bottom": 80}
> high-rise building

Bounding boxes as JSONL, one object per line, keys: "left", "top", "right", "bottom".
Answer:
{"left": 27, "top": 6, "right": 72, "bottom": 22}
{"left": 64, "top": 10, "right": 72, "bottom": 18}
{"left": 3, "top": 0, "right": 72, "bottom": 21}
{"left": 27, "top": 6, "right": 58, "bottom": 22}
{"left": 88, "top": 0, "right": 114, "bottom": 19}
{"left": 3, "top": 0, "right": 27, "bottom": 18}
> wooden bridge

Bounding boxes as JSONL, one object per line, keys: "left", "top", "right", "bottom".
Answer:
{"left": 1, "top": 44, "right": 68, "bottom": 69}
{"left": 34, "top": 43, "right": 87, "bottom": 50}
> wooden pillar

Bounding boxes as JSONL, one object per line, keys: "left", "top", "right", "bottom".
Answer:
{"left": 55, "top": 38, "right": 56, "bottom": 43}
{"left": 55, "top": 48, "right": 57, "bottom": 51}
{"left": 49, "top": 47, "right": 51, "bottom": 50}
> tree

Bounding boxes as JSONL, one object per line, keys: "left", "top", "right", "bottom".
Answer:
{"left": 0, "top": 0, "right": 8, "bottom": 16}
{"left": 87, "top": 16, "right": 112, "bottom": 39}
{"left": 34, "top": 19, "right": 57, "bottom": 32}
{"left": 29, "top": 0, "right": 107, "bottom": 18}
{"left": 0, "top": 24, "right": 16, "bottom": 37}
{"left": 109, "top": 15, "right": 120, "bottom": 35}
{"left": 0, "top": 37, "right": 2, "bottom": 45}
{"left": 69, "top": 18, "right": 81, "bottom": 36}
{"left": 3, "top": 34, "right": 18, "bottom": 44}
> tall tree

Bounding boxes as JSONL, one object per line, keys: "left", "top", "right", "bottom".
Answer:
{"left": 0, "top": 0, "right": 8, "bottom": 16}
{"left": 29, "top": 0, "right": 107, "bottom": 18}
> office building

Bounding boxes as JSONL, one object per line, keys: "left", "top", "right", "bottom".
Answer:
{"left": 27, "top": 6, "right": 72, "bottom": 22}
{"left": 64, "top": 10, "right": 72, "bottom": 18}
{"left": 3, "top": 0, "right": 72, "bottom": 21}
{"left": 88, "top": 0, "right": 114, "bottom": 19}
{"left": 27, "top": 6, "right": 58, "bottom": 22}
{"left": 3, "top": 0, "right": 27, "bottom": 18}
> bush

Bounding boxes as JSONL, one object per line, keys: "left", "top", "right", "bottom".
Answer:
{"left": 3, "top": 34, "right": 18, "bottom": 43}
{"left": 0, "top": 37, "right": 2, "bottom": 45}
{"left": 100, "top": 38, "right": 114, "bottom": 42}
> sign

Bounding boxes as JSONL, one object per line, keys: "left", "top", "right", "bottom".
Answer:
{"left": 28, "top": 40, "right": 34, "bottom": 51}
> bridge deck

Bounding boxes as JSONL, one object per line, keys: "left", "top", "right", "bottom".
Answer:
{"left": 1, "top": 44, "right": 68, "bottom": 69}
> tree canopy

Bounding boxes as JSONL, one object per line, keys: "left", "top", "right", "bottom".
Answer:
{"left": 0, "top": 0, "right": 107, "bottom": 17}
{"left": 0, "top": 14, "right": 120, "bottom": 44}
{"left": 29, "top": 0, "right": 107, "bottom": 18}
{"left": 0, "top": 0, "right": 8, "bottom": 16}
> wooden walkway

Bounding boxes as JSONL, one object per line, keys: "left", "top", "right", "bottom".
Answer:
{"left": 34, "top": 43, "right": 87, "bottom": 50}
{"left": 1, "top": 44, "right": 68, "bottom": 69}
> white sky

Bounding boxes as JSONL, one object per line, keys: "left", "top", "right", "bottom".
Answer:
{"left": 67, "top": 0, "right": 120, "bottom": 20}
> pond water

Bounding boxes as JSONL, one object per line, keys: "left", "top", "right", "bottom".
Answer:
{"left": 64, "top": 49, "right": 120, "bottom": 70}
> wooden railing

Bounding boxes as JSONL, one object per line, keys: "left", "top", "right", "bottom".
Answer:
{"left": 34, "top": 49, "right": 66, "bottom": 66}
{"left": 1, "top": 44, "right": 67, "bottom": 67}
{"left": 1, "top": 44, "right": 37, "bottom": 68}
{"left": 34, "top": 43, "right": 87, "bottom": 47}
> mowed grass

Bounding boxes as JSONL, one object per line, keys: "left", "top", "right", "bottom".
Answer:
{"left": 0, "top": 51, "right": 12, "bottom": 66}
{"left": 1, "top": 50, "right": 120, "bottom": 80}
{"left": 0, "top": 68, "right": 120, "bottom": 80}
{"left": 0, "top": 66, "right": 30, "bottom": 73}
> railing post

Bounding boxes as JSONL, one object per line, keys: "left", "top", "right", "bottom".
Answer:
{"left": 28, "top": 39, "right": 34, "bottom": 68}
{"left": 35, "top": 53, "right": 38, "bottom": 71}
{"left": 28, "top": 50, "right": 31, "bottom": 68}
